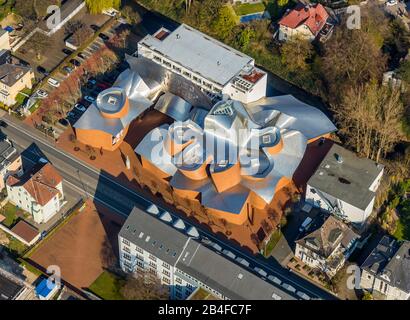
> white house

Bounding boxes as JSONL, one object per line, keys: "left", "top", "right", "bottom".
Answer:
{"left": 278, "top": 3, "right": 330, "bottom": 42}
{"left": 0, "top": 29, "right": 11, "bottom": 51}
{"left": 119, "top": 206, "right": 294, "bottom": 300}
{"left": 6, "top": 162, "right": 64, "bottom": 224}
{"left": 360, "top": 236, "right": 410, "bottom": 300}
{"left": 295, "top": 213, "right": 359, "bottom": 278}
{"left": 305, "top": 143, "right": 384, "bottom": 226}
{"left": 137, "top": 24, "right": 267, "bottom": 104}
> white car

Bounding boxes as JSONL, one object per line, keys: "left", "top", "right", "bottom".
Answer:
{"left": 268, "top": 275, "right": 282, "bottom": 285}
{"left": 47, "top": 78, "right": 60, "bottom": 88}
{"left": 281, "top": 283, "right": 296, "bottom": 293}
{"left": 74, "top": 103, "right": 86, "bottom": 112}
{"left": 296, "top": 291, "right": 311, "bottom": 300}
{"left": 36, "top": 89, "right": 48, "bottom": 98}
{"left": 271, "top": 293, "right": 282, "bottom": 300}
{"left": 386, "top": 0, "right": 398, "bottom": 6}
{"left": 254, "top": 267, "right": 268, "bottom": 277}
{"left": 84, "top": 96, "right": 95, "bottom": 103}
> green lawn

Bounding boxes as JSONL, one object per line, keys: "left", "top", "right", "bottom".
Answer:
{"left": 6, "top": 236, "right": 27, "bottom": 256}
{"left": 263, "top": 229, "right": 282, "bottom": 257}
{"left": 88, "top": 271, "right": 125, "bottom": 300}
{"left": 1, "top": 203, "right": 19, "bottom": 228}
{"left": 233, "top": 2, "right": 266, "bottom": 16}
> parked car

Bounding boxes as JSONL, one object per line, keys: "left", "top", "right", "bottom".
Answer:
{"left": 74, "top": 103, "right": 86, "bottom": 112}
{"left": 36, "top": 89, "right": 48, "bottom": 98}
{"left": 281, "top": 283, "right": 296, "bottom": 293}
{"left": 62, "top": 66, "right": 73, "bottom": 75}
{"left": 299, "top": 217, "right": 313, "bottom": 233}
{"left": 90, "top": 24, "right": 100, "bottom": 32}
{"left": 62, "top": 48, "right": 73, "bottom": 55}
{"left": 77, "top": 52, "right": 87, "bottom": 60}
{"left": 0, "top": 120, "right": 7, "bottom": 128}
{"left": 36, "top": 66, "right": 49, "bottom": 75}
{"left": 84, "top": 96, "right": 95, "bottom": 103}
{"left": 70, "top": 59, "right": 81, "bottom": 67}
{"left": 296, "top": 291, "right": 311, "bottom": 300}
{"left": 58, "top": 118, "right": 69, "bottom": 127}
{"left": 98, "top": 33, "right": 109, "bottom": 41}
{"left": 268, "top": 275, "right": 282, "bottom": 286}
{"left": 47, "top": 78, "right": 60, "bottom": 87}
{"left": 87, "top": 78, "right": 97, "bottom": 86}
{"left": 97, "top": 82, "right": 110, "bottom": 90}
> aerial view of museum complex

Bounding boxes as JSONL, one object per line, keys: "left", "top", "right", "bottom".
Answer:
{"left": 0, "top": 0, "right": 409, "bottom": 304}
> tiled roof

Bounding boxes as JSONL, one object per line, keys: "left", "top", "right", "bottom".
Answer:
{"left": 6, "top": 162, "right": 63, "bottom": 206}
{"left": 279, "top": 3, "right": 329, "bottom": 37}
{"left": 10, "top": 220, "right": 39, "bottom": 244}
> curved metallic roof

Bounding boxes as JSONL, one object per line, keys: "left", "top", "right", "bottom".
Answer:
{"left": 154, "top": 92, "right": 192, "bottom": 121}
{"left": 136, "top": 95, "right": 336, "bottom": 214}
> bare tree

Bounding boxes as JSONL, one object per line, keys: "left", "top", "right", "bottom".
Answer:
{"left": 120, "top": 272, "right": 169, "bottom": 300}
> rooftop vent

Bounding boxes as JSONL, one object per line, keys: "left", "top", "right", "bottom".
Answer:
{"left": 237, "top": 273, "right": 243, "bottom": 280}
{"left": 176, "top": 34, "right": 180, "bottom": 39}
{"left": 335, "top": 153, "right": 343, "bottom": 164}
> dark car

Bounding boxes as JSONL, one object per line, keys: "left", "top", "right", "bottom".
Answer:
{"left": 98, "top": 33, "right": 109, "bottom": 41}
{"left": 62, "top": 66, "right": 73, "bottom": 75}
{"left": 0, "top": 120, "right": 7, "bottom": 128}
{"left": 62, "top": 48, "right": 73, "bottom": 55}
{"left": 70, "top": 59, "right": 81, "bottom": 67}
{"left": 77, "top": 52, "right": 87, "bottom": 60}
{"left": 90, "top": 24, "right": 100, "bottom": 32}
{"left": 36, "top": 66, "right": 49, "bottom": 75}
{"left": 58, "top": 118, "right": 69, "bottom": 127}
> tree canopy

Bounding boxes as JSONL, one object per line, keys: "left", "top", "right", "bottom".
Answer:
{"left": 85, "top": 0, "right": 120, "bottom": 14}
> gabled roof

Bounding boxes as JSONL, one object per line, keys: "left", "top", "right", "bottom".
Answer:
{"left": 6, "top": 162, "right": 63, "bottom": 206}
{"left": 0, "top": 63, "right": 32, "bottom": 87}
{"left": 361, "top": 236, "right": 410, "bottom": 293}
{"left": 296, "top": 214, "right": 359, "bottom": 258}
{"left": 279, "top": 3, "right": 329, "bottom": 37}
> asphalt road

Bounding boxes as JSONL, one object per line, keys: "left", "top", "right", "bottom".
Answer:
{"left": 0, "top": 114, "right": 337, "bottom": 300}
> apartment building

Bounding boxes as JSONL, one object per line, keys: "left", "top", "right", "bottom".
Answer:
{"left": 6, "top": 162, "right": 64, "bottom": 224}
{"left": 305, "top": 143, "right": 384, "bottom": 226}
{"left": 118, "top": 206, "right": 294, "bottom": 300}
{"left": 360, "top": 236, "right": 410, "bottom": 300}
{"left": 0, "top": 61, "right": 34, "bottom": 106}
{"left": 0, "top": 136, "right": 22, "bottom": 190}
{"left": 137, "top": 24, "right": 267, "bottom": 104}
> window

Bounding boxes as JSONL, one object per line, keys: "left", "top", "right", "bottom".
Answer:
{"left": 176, "top": 277, "right": 182, "bottom": 284}
{"left": 135, "top": 246, "right": 143, "bottom": 254}
{"left": 162, "top": 262, "right": 170, "bottom": 269}
{"left": 149, "top": 261, "right": 157, "bottom": 269}
{"left": 123, "top": 253, "right": 132, "bottom": 261}
{"left": 123, "top": 246, "right": 130, "bottom": 253}
{"left": 122, "top": 239, "right": 130, "bottom": 246}
{"left": 149, "top": 254, "right": 157, "bottom": 262}
{"left": 163, "top": 270, "right": 170, "bottom": 277}
{"left": 163, "top": 277, "right": 170, "bottom": 285}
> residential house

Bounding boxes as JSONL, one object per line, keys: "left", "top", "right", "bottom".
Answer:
{"left": 6, "top": 162, "right": 64, "bottom": 224}
{"left": 360, "top": 236, "right": 410, "bottom": 300}
{"left": 305, "top": 143, "right": 384, "bottom": 226}
{"left": 0, "top": 61, "right": 34, "bottom": 106}
{"left": 0, "top": 136, "right": 22, "bottom": 190}
{"left": 278, "top": 3, "right": 331, "bottom": 42}
{"left": 295, "top": 213, "right": 359, "bottom": 278}
{"left": 119, "top": 206, "right": 295, "bottom": 300}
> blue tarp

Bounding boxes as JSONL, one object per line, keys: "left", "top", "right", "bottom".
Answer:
{"left": 35, "top": 278, "right": 56, "bottom": 298}
{"left": 4, "top": 26, "right": 14, "bottom": 33}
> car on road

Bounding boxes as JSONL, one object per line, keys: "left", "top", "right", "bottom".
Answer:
{"left": 268, "top": 275, "right": 282, "bottom": 286}
{"left": 222, "top": 249, "right": 236, "bottom": 259}
{"left": 70, "top": 59, "right": 81, "bottom": 67}
{"left": 36, "top": 66, "right": 49, "bottom": 75}
{"left": 90, "top": 24, "right": 100, "bottom": 32}
{"left": 254, "top": 267, "right": 268, "bottom": 277}
{"left": 296, "top": 291, "right": 311, "bottom": 300}
{"left": 74, "top": 103, "right": 86, "bottom": 112}
{"left": 98, "top": 33, "right": 110, "bottom": 41}
{"left": 47, "top": 78, "right": 60, "bottom": 87}
{"left": 77, "top": 52, "right": 87, "bottom": 60}
{"left": 84, "top": 96, "right": 95, "bottom": 103}
{"left": 36, "top": 89, "right": 48, "bottom": 98}
{"left": 281, "top": 283, "right": 296, "bottom": 293}
{"left": 0, "top": 120, "right": 7, "bottom": 128}
{"left": 62, "top": 48, "right": 73, "bottom": 55}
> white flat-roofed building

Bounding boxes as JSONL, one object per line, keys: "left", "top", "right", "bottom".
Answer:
{"left": 118, "top": 206, "right": 295, "bottom": 300}
{"left": 137, "top": 24, "right": 267, "bottom": 104}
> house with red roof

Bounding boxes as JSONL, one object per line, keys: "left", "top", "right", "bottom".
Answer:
{"left": 278, "top": 3, "right": 330, "bottom": 42}
{"left": 6, "top": 162, "right": 64, "bottom": 224}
